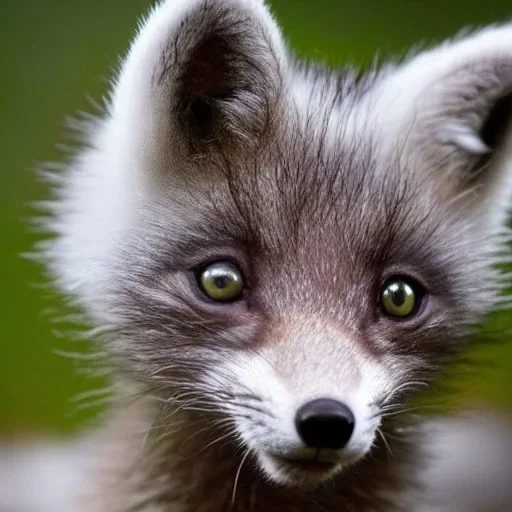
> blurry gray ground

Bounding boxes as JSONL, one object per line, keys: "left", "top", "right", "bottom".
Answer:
{"left": 415, "top": 411, "right": 512, "bottom": 512}
{"left": 0, "top": 439, "right": 88, "bottom": 512}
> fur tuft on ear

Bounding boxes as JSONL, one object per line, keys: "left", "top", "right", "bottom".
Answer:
{"left": 111, "top": 0, "right": 287, "bottom": 174}
{"left": 372, "top": 25, "right": 512, "bottom": 228}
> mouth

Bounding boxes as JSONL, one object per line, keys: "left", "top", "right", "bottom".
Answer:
{"left": 259, "top": 452, "right": 343, "bottom": 486}
{"left": 275, "top": 456, "right": 338, "bottom": 473}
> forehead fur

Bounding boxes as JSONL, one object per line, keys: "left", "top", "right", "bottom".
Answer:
{"left": 126, "top": 73, "right": 480, "bottom": 277}
{"left": 120, "top": 102, "right": 489, "bottom": 329}
{"left": 43, "top": 0, "right": 512, "bottom": 349}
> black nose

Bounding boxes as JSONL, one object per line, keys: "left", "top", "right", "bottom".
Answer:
{"left": 295, "top": 398, "right": 355, "bottom": 450}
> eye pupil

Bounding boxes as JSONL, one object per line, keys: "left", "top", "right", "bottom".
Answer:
{"left": 390, "top": 285, "right": 406, "bottom": 306}
{"left": 214, "top": 275, "right": 230, "bottom": 289}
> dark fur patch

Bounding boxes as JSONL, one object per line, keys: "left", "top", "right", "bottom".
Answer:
{"left": 156, "top": 1, "right": 283, "bottom": 152}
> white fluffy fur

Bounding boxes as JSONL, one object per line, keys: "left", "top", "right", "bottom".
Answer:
{"left": 369, "top": 25, "right": 512, "bottom": 230}
{"left": 212, "top": 340, "right": 387, "bottom": 485}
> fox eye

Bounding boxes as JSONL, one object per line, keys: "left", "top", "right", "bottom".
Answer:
{"left": 197, "top": 262, "right": 244, "bottom": 302}
{"left": 380, "top": 278, "right": 423, "bottom": 318}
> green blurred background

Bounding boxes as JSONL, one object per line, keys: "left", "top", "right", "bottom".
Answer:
{"left": 2, "top": 0, "right": 512, "bottom": 437}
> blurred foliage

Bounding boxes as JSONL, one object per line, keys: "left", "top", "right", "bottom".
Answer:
{"left": 2, "top": 0, "right": 512, "bottom": 436}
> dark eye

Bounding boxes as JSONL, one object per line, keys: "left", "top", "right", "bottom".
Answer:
{"left": 196, "top": 261, "right": 244, "bottom": 302}
{"left": 380, "top": 277, "right": 424, "bottom": 319}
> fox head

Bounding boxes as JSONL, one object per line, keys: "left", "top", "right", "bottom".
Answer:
{"left": 43, "top": 0, "right": 512, "bottom": 487}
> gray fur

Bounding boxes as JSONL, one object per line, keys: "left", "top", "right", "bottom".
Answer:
{"left": 38, "top": 0, "right": 512, "bottom": 510}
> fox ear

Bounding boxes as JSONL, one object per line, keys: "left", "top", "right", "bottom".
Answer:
{"left": 112, "top": 0, "right": 287, "bottom": 173}
{"left": 376, "top": 25, "right": 512, "bottom": 227}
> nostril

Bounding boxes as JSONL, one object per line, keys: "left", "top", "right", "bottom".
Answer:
{"left": 295, "top": 398, "right": 355, "bottom": 450}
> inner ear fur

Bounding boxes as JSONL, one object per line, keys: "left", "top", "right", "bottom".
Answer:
{"left": 171, "top": 3, "right": 283, "bottom": 152}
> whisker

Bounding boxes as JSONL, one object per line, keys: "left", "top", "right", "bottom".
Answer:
{"left": 378, "top": 381, "right": 429, "bottom": 408}
{"left": 231, "top": 449, "right": 251, "bottom": 508}
{"left": 381, "top": 404, "right": 444, "bottom": 419}
{"left": 220, "top": 401, "right": 275, "bottom": 418}
{"left": 177, "top": 417, "right": 235, "bottom": 455}
{"left": 376, "top": 427, "right": 393, "bottom": 458}
{"left": 183, "top": 428, "right": 236, "bottom": 459}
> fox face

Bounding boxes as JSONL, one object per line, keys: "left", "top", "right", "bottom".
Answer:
{"left": 43, "top": 0, "right": 512, "bottom": 488}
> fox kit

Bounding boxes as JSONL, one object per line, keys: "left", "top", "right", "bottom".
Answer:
{"left": 39, "top": 0, "right": 512, "bottom": 510}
